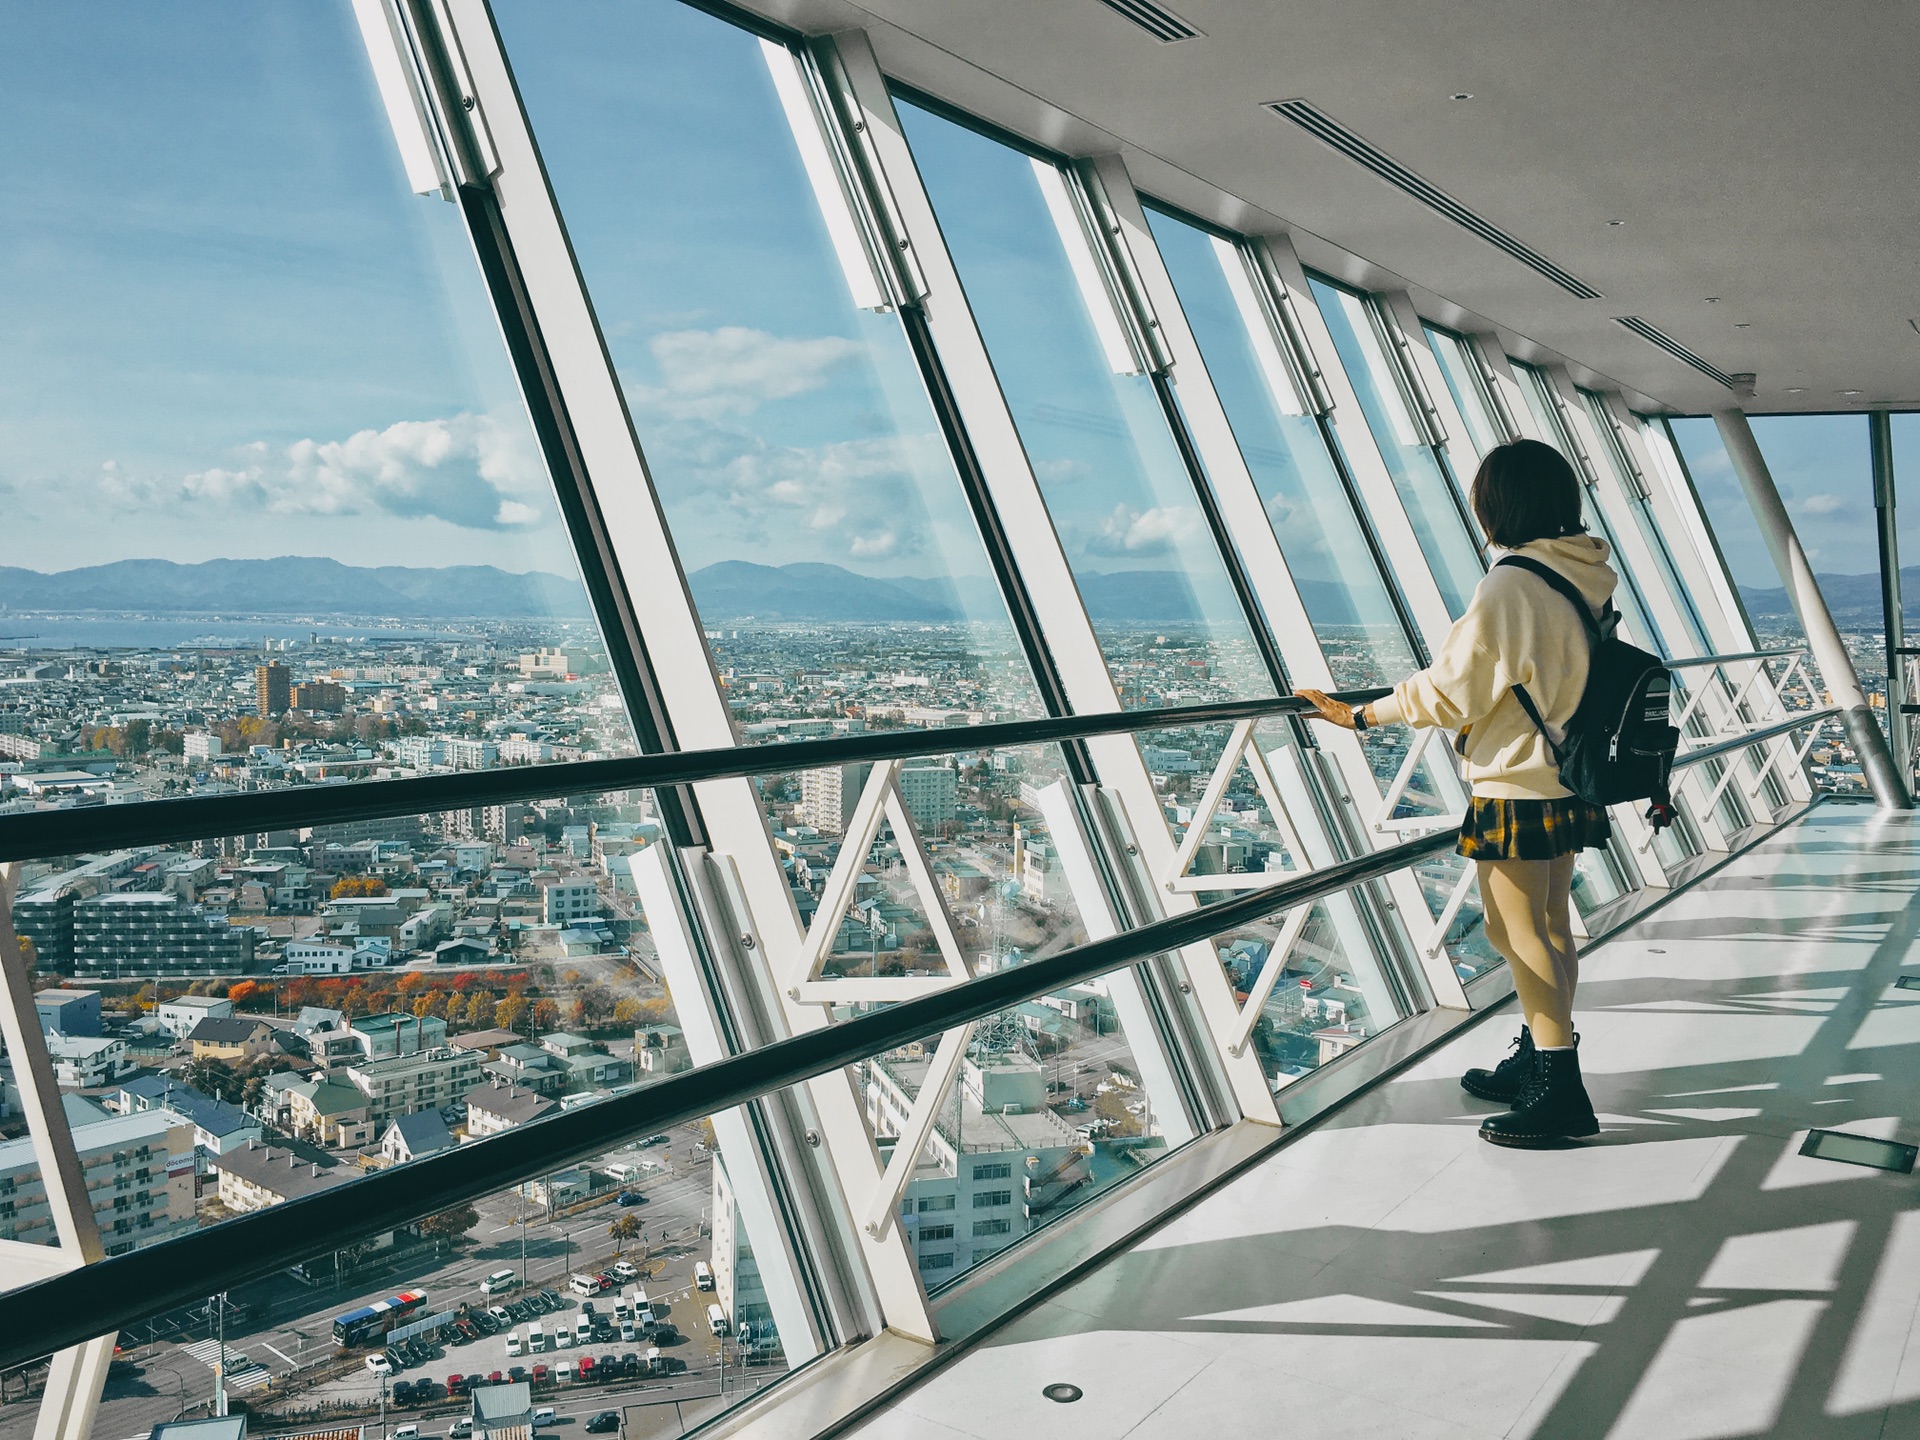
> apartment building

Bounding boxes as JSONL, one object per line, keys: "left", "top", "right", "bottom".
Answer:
{"left": 0, "top": 1100, "right": 193, "bottom": 1256}
{"left": 345, "top": 1046, "right": 483, "bottom": 1125}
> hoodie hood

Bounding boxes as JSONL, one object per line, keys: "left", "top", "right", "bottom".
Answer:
{"left": 1504, "top": 534, "right": 1617, "bottom": 610}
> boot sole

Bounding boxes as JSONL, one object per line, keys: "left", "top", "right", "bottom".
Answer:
{"left": 1479, "top": 1119, "right": 1601, "bottom": 1149}
{"left": 1459, "top": 1075, "right": 1520, "bottom": 1103}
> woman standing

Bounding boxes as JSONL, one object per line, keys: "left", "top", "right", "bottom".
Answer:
{"left": 1298, "top": 439, "right": 1614, "bottom": 1148}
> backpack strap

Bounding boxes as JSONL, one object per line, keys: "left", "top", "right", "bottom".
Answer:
{"left": 1492, "top": 554, "right": 1606, "bottom": 766}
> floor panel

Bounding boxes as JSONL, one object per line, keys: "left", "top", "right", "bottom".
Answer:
{"left": 848, "top": 805, "right": 1920, "bottom": 1440}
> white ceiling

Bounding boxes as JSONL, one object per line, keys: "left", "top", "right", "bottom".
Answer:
{"left": 751, "top": 0, "right": 1920, "bottom": 414}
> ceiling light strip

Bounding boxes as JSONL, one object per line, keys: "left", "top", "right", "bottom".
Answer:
{"left": 1266, "top": 100, "right": 1602, "bottom": 301}
{"left": 1095, "top": 0, "right": 1199, "bottom": 42}
{"left": 1613, "top": 316, "right": 1736, "bottom": 388}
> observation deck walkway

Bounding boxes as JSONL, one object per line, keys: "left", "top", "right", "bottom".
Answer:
{"left": 848, "top": 800, "right": 1920, "bottom": 1440}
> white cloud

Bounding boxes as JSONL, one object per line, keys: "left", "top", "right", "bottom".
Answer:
{"left": 1798, "top": 492, "right": 1850, "bottom": 516}
{"left": 1087, "top": 503, "right": 1208, "bottom": 557}
{"left": 849, "top": 530, "right": 898, "bottom": 558}
{"left": 632, "top": 327, "right": 863, "bottom": 420}
{"left": 178, "top": 413, "right": 549, "bottom": 531}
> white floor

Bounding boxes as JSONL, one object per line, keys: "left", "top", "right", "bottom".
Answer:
{"left": 848, "top": 803, "right": 1920, "bottom": 1440}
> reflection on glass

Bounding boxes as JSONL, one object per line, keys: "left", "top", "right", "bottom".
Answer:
{"left": 1142, "top": 207, "right": 1423, "bottom": 710}
{"left": 495, "top": 0, "right": 1044, "bottom": 735}
{"left": 1582, "top": 394, "right": 1712, "bottom": 655}
{"left": 0, "top": 3, "right": 635, "bottom": 806}
{"left": 895, "top": 101, "right": 1275, "bottom": 704}
{"left": 1307, "top": 277, "right": 1485, "bottom": 617}
{"left": 1424, "top": 326, "right": 1506, "bottom": 467}
{"left": 1893, "top": 414, "right": 1920, "bottom": 630}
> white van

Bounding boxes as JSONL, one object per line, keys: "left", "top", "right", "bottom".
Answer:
{"left": 481, "top": 1269, "right": 518, "bottom": 1295}
{"left": 694, "top": 1262, "right": 714, "bottom": 1292}
{"left": 506, "top": 1331, "right": 523, "bottom": 1358}
{"left": 632, "top": 1286, "right": 648, "bottom": 1310}
{"left": 706, "top": 1303, "right": 729, "bottom": 1336}
{"left": 392, "top": 1428, "right": 419, "bottom": 1440}
{"left": 574, "top": 1315, "right": 592, "bottom": 1344}
{"left": 528, "top": 1325, "right": 547, "bottom": 1353}
{"left": 555, "top": 1361, "right": 575, "bottom": 1384}
{"left": 612, "top": 1296, "right": 629, "bottom": 1321}
{"left": 643, "top": 1346, "right": 663, "bottom": 1375}
{"left": 568, "top": 1273, "right": 601, "bottom": 1298}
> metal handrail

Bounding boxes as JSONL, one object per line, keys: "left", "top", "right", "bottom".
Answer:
{"left": 0, "top": 826, "right": 1453, "bottom": 1369}
{"left": 0, "top": 688, "right": 1388, "bottom": 865}
{"left": 1669, "top": 706, "right": 1837, "bottom": 771}
{"left": 1665, "top": 646, "right": 1806, "bottom": 671}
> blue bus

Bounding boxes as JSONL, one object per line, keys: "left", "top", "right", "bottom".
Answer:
{"left": 332, "top": 1290, "right": 427, "bottom": 1347}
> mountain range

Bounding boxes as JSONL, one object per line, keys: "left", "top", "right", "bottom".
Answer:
{"left": 0, "top": 555, "right": 1896, "bottom": 630}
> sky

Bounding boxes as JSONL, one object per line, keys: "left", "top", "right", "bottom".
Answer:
{"left": 1668, "top": 415, "right": 1878, "bottom": 591}
{"left": 0, "top": 3, "right": 587, "bottom": 581}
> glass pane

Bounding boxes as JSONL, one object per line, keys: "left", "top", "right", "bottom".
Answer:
{"left": 1894, "top": 414, "right": 1920, "bottom": 631}
{"left": 493, "top": 0, "right": 1045, "bottom": 733}
{"left": 894, "top": 101, "right": 1275, "bottom": 704}
{"left": 0, "top": 3, "right": 635, "bottom": 806}
{"left": 1667, "top": 418, "right": 1787, "bottom": 639}
{"left": 1509, "top": 364, "right": 1666, "bottom": 656}
{"left": 1423, "top": 327, "right": 1506, "bottom": 466}
{"left": 1140, "top": 207, "right": 1424, "bottom": 720}
{"left": 1307, "top": 277, "right": 1485, "bottom": 617}
{"left": 1583, "top": 396, "right": 1713, "bottom": 655}
{"left": 91, "top": 1166, "right": 788, "bottom": 1435}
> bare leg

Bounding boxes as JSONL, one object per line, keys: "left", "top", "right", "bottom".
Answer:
{"left": 1476, "top": 857, "right": 1575, "bottom": 1048}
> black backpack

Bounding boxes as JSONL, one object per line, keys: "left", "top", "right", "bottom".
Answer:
{"left": 1497, "top": 555, "right": 1680, "bottom": 827}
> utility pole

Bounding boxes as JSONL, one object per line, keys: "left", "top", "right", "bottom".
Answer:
{"left": 213, "top": 1293, "right": 229, "bottom": 1417}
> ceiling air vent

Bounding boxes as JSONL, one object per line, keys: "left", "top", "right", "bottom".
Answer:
{"left": 1613, "top": 317, "right": 1736, "bottom": 388}
{"left": 1265, "top": 99, "right": 1602, "bottom": 301}
{"left": 1096, "top": 0, "right": 1200, "bottom": 42}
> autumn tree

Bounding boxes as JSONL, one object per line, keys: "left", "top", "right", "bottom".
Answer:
{"left": 606, "top": 1215, "right": 641, "bottom": 1255}
{"left": 530, "top": 999, "right": 559, "bottom": 1032}
{"left": 612, "top": 998, "right": 642, "bottom": 1027}
{"left": 331, "top": 875, "right": 389, "bottom": 899}
{"left": 495, "top": 995, "right": 529, "bottom": 1034}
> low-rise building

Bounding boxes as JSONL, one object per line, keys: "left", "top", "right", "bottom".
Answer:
{"left": 210, "top": 1138, "right": 351, "bottom": 1213}
{"left": 0, "top": 1099, "right": 194, "bottom": 1255}
{"left": 33, "top": 988, "right": 101, "bottom": 1037}
{"left": 345, "top": 1046, "right": 482, "bottom": 1125}
{"left": 272, "top": 1075, "right": 375, "bottom": 1148}
{"left": 113, "top": 1076, "right": 262, "bottom": 1167}
{"left": 348, "top": 1011, "right": 448, "bottom": 1061}
{"left": 540, "top": 880, "right": 598, "bottom": 926}
{"left": 158, "top": 994, "right": 233, "bottom": 1039}
{"left": 46, "top": 1032, "right": 132, "bottom": 1088}
{"left": 380, "top": 1109, "right": 457, "bottom": 1164}
{"left": 464, "top": 1080, "right": 559, "bottom": 1137}
{"left": 184, "top": 1016, "right": 276, "bottom": 1063}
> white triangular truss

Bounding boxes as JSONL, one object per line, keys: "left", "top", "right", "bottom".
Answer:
{"left": 1163, "top": 719, "right": 1309, "bottom": 893}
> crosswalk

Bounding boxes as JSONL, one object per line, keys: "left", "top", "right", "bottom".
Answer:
{"left": 177, "top": 1339, "right": 272, "bottom": 1393}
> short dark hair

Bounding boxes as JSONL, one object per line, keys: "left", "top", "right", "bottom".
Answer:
{"left": 1469, "top": 439, "right": 1586, "bottom": 548}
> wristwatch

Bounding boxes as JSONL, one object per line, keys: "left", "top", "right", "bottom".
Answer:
{"left": 1351, "top": 704, "right": 1370, "bottom": 732}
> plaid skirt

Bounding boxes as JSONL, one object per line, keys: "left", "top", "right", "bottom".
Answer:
{"left": 1457, "top": 795, "right": 1612, "bottom": 861}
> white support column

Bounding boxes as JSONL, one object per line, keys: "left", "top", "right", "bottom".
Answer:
{"left": 1, "top": 866, "right": 113, "bottom": 1440}
{"left": 1469, "top": 341, "right": 1536, "bottom": 446}
{"left": 832, "top": 32, "right": 1280, "bottom": 1124}
{"left": 1716, "top": 409, "right": 1911, "bottom": 809}
{"left": 445, "top": 0, "right": 929, "bottom": 1341}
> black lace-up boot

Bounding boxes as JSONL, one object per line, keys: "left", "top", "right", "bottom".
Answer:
{"left": 1479, "top": 1043, "right": 1600, "bottom": 1148}
{"left": 1460, "top": 1025, "right": 1535, "bottom": 1103}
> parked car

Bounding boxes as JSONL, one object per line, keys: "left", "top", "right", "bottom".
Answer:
{"left": 391, "top": 1381, "right": 415, "bottom": 1404}
{"left": 586, "top": 1413, "right": 620, "bottom": 1433}
{"left": 540, "top": 1288, "right": 562, "bottom": 1308}
{"left": 611, "top": 1261, "right": 638, "bottom": 1281}
{"left": 365, "top": 1355, "right": 393, "bottom": 1377}
{"left": 385, "top": 1347, "right": 406, "bottom": 1371}
{"left": 620, "top": 1322, "right": 635, "bottom": 1343}
{"left": 531, "top": 1364, "right": 550, "bottom": 1386}
{"left": 578, "top": 1356, "right": 595, "bottom": 1382}
{"left": 488, "top": 1306, "right": 513, "bottom": 1327}
{"left": 445, "top": 1373, "right": 465, "bottom": 1395}
{"left": 508, "top": 1366, "right": 528, "bottom": 1384}
{"left": 639, "top": 1133, "right": 670, "bottom": 1148}
{"left": 620, "top": 1351, "right": 640, "bottom": 1376}
{"left": 595, "top": 1273, "right": 616, "bottom": 1290}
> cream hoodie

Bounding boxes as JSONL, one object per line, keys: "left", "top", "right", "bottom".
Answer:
{"left": 1370, "top": 534, "right": 1619, "bottom": 800}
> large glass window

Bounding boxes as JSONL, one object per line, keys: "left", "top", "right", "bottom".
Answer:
{"left": 1307, "top": 278, "right": 1485, "bottom": 617}
{"left": 0, "top": 3, "right": 634, "bottom": 808}
{"left": 893, "top": 101, "right": 1275, "bottom": 705}
{"left": 1582, "top": 395, "right": 1713, "bottom": 656}
{"left": 493, "top": 0, "right": 1046, "bottom": 738}
{"left": 1423, "top": 326, "right": 1508, "bottom": 467}
{"left": 1510, "top": 364, "right": 1666, "bottom": 656}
